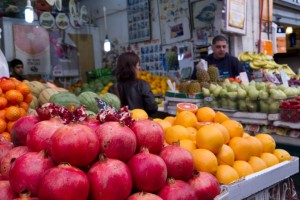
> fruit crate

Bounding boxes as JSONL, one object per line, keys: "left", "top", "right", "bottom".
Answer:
{"left": 279, "top": 108, "right": 300, "bottom": 123}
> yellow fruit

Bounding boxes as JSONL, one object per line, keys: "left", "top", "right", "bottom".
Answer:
{"left": 248, "top": 156, "right": 268, "bottom": 172}
{"left": 260, "top": 152, "right": 279, "bottom": 167}
{"left": 176, "top": 102, "right": 198, "bottom": 113}
{"left": 131, "top": 109, "right": 148, "bottom": 120}
{"left": 179, "top": 139, "right": 197, "bottom": 153}
{"left": 255, "top": 133, "right": 276, "bottom": 153}
{"left": 191, "top": 149, "right": 218, "bottom": 174}
{"left": 196, "top": 125, "right": 224, "bottom": 154}
{"left": 221, "top": 120, "right": 244, "bottom": 138}
{"left": 229, "top": 137, "right": 252, "bottom": 161}
{"left": 214, "top": 111, "right": 230, "bottom": 123}
{"left": 196, "top": 107, "right": 216, "bottom": 122}
{"left": 165, "top": 125, "right": 190, "bottom": 145}
{"left": 156, "top": 120, "right": 172, "bottom": 133}
{"left": 174, "top": 111, "right": 197, "bottom": 128}
{"left": 216, "top": 144, "right": 235, "bottom": 166}
{"left": 245, "top": 136, "right": 263, "bottom": 157}
{"left": 233, "top": 160, "right": 254, "bottom": 177}
{"left": 273, "top": 149, "right": 291, "bottom": 162}
{"left": 164, "top": 116, "right": 175, "bottom": 125}
{"left": 215, "top": 165, "right": 240, "bottom": 184}
{"left": 209, "top": 123, "right": 230, "bottom": 144}
{"left": 186, "top": 126, "right": 198, "bottom": 141}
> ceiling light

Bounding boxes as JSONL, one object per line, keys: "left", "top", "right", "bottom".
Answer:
{"left": 286, "top": 26, "right": 293, "bottom": 34}
{"left": 24, "top": 0, "right": 34, "bottom": 23}
{"left": 103, "top": 6, "right": 111, "bottom": 52}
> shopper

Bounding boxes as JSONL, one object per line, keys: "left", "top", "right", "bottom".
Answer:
{"left": 10, "top": 58, "right": 25, "bottom": 81}
{"left": 108, "top": 52, "right": 158, "bottom": 116}
{"left": 192, "top": 35, "right": 246, "bottom": 79}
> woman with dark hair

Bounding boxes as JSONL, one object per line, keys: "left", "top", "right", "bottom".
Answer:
{"left": 109, "top": 52, "right": 158, "bottom": 116}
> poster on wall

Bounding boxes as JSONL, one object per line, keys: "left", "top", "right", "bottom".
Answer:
{"left": 13, "top": 25, "right": 51, "bottom": 75}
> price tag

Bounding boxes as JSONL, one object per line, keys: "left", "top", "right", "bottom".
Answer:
{"left": 239, "top": 72, "right": 249, "bottom": 85}
{"left": 204, "top": 97, "right": 213, "bottom": 102}
{"left": 279, "top": 70, "right": 290, "bottom": 87}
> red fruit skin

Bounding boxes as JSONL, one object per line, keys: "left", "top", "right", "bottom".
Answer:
{"left": 49, "top": 124, "right": 100, "bottom": 167}
{"left": 188, "top": 171, "right": 221, "bottom": 200}
{"left": 80, "top": 117, "right": 100, "bottom": 132}
{"left": 130, "top": 119, "right": 164, "bottom": 154}
{"left": 87, "top": 158, "right": 132, "bottom": 200}
{"left": 0, "top": 146, "right": 29, "bottom": 180}
{"left": 127, "top": 149, "right": 167, "bottom": 193}
{"left": 95, "top": 121, "right": 137, "bottom": 162}
{"left": 38, "top": 164, "right": 89, "bottom": 200}
{"left": 26, "top": 119, "right": 63, "bottom": 152}
{"left": 127, "top": 192, "right": 163, "bottom": 200}
{"left": 159, "top": 145, "right": 194, "bottom": 181}
{"left": 10, "top": 115, "right": 40, "bottom": 146}
{"left": 9, "top": 151, "right": 55, "bottom": 196}
{"left": 0, "top": 142, "right": 14, "bottom": 166}
{"left": 158, "top": 180, "right": 197, "bottom": 200}
{"left": 0, "top": 180, "right": 17, "bottom": 199}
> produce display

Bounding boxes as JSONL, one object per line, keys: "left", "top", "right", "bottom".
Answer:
{"left": 137, "top": 70, "right": 169, "bottom": 95}
{"left": 279, "top": 97, "right": 300, "bottom": 122}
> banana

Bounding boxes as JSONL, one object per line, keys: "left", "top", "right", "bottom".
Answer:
{"left": 249, "top": 62, "right": 261, "bottom": 70}
{"left": 252, "top": 60, "right": 268, "bottom": 67}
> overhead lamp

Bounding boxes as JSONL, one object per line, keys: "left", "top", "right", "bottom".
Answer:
{"left": 103, "top": 6, "right": 111, "bottom": 52}
{"left": 24, "top": 0, "right": 34, "bottom": 23}
{"left": 286, "top": 26, "right": 293, "bottom": 34}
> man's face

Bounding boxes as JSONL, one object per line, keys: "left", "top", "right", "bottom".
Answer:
{"left": 212, "top": 40, "right": 228, "bottom": 59}
{"left": 13, "top": 65, "right": 24, "bottom": 75}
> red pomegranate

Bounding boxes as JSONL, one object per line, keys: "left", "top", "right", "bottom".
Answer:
{"left": 95, "top": 121, "right": 136, "bottom": 162}
{"left": 10, "top": 115, "right": 40, "bottom": 146}
{"left": 130, "top": 119, "right": 164, "bottom": 154}
{"left": 158, "top": 179, "right": 197, "bottom": 200}
{"left": 1, "top": 146, "right": 29, "bottom": 179}
{"left": 49, "top": 123, "right": 100, "bottom": 167}
{"left": 80, "top": 117, "right": 100, "bottom": 132}
{"left": 128, "top": 192, "right": 163, "bottom": 200}
{"left": 0, "top": 180, "right": 17, "bottom": 199}
{"left": 127, "top": 148, "right": 167, "bottom": 192}
{"left": 0, "top": 142, "right": 14, "bottom": 164}
{"left": 9, "top": 151, "right": 55, "bottom": 196}
{"left": 159, "top": 144, "right": 194, "bottom": 181}
{"left": 188, "top": 171, "right": 221, "bottom": 200}
{"left": 87, "top": 157, "right": 132, "bottom": 200}
{"left": 38, "top": 163, "right": 89, "bottom": 200}
{"left": 26, "top": 119, "right": 63, "bottom": 152}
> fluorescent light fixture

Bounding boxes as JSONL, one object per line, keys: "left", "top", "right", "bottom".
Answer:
{"left": 104, "top": 35, "right": 111, "bottom": 52}
{"left": 25, "top": 0, "right": 34, "bottom": 23}
{"left": 286, "top": 26, "right": 293, "bottom": 34}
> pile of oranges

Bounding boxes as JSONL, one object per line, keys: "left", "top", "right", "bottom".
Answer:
{"left": 0, "top": 78, "right": 32, "bottom": 141}
{"left": 153, "top": 105, "right": 292, "bottom": 185}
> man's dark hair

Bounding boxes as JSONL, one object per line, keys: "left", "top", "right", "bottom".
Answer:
{"left": 212, "top": 35, "right": 228, "bottom": 44}
{"left": 10, "top": 59, "right": 23, "bottom": 68}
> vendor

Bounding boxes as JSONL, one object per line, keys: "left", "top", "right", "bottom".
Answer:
{"left": 192, "top": 35, "right": 246, "bottom": 79}
{"left": 10, "top": 58, "right": 25, "bottom": 81}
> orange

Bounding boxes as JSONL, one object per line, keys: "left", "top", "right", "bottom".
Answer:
{"left": 24, "top": 93, "right": 33, "bottom": 104}
{"left": 5, "top": 90, "right": 24, "bottom": 105}
{"left": 165, "top": 125, "right": 190, "bottom": 145}
{"left": 196, "top": 107, "right": 216, "bottom": 122}
{"left": 19, "top": 102, "right": 29, "bottom": 111}
{"left": 186, "top": 126, "right": 197, "bottom": 141}
{"left": 6, "top": 121, "right": 16, "bottom": 133}
{"left": 243, "top": 132, "right": 251, "bottom": 138}
{"left": 196, "top": 125, "right": 224, "bottom": 154}
{"left": 164, "top": 116, "right": 175, "bottom": 125}
{"left": 0, "top": 118, "right": 7, "bottom": 133}
{"left": 194, "top": 121, "right": 213, "bottom": 129}
{"left": 209, "top": 123, "right": 230, "bottom": 144}
{"left": 214, "top": 111, "right": 230, "bottom": 123}
{"left": 0, "top": 79, "right": 16, "bottom": 92}
{"left": 131, "top": 109, "right": 148, "bottom": 120}
{"left": 233, "top": 160, "right": 254, "bottom": 177}
{"left": 246, "top": 136, "right": 263, "bottom": 157}
{"left": 260, "top": 152, "right": 279, "bottom": 167}
{"left": 191, "top": 148, "right": 218, "bottom": 174}
{"left": 248, "top": 156, "right": 267, "bottom": 172}
{"left": 0, "top": 110, "right": 5, "bottom": 119}
{"left": 16, "top": 82, "right": 31, "bottom": 96}
{"left": 255, "top": 133, "right": 276, "bottom": 153}
{"left": 221, "top": 120, "right": 244, "bottom": 138}
{"left": 217, "top": 144, "right": 235, "bottom": 166}
{"left": 156, "top": 119, "right": 172, "bottom": 133}
{"left": 0, "top": 96, "right": 8, "bottom": 109}
{"left": 176, "top": 102, "right": 198, "bottom": 113}
{"left": 273, "top": 149, "right": 291, "bottom": 162}
{"left": 5, "top": 106, "right": 21, "bottom": 121}
{"left": 229, "top": 137, "right": 252, "bottom": 161}
{"left": 215, "top": 165, "right": 240, "bottom": 184}
{"left": 1, "top": 132, "right": 11, "bottom": 142}
{"left": 179, "top": 139, "right": 197, "bottom": 153}
{"left": 19, "top": 107, "right": 27, "bottom": 117}
{"left": 174, "top": 111, "right": 197, "bottom": 128}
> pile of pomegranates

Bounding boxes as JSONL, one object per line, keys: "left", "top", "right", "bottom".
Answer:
{"left": 0, "top": 104, "right": 221, "bottom": 200}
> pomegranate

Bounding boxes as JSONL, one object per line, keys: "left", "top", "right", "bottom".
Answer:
{"left": 128, "top": 192, "right": 163, "bottom": 200}
{"left": 0, "top": 180, "right": 17, "bottom": 199}
{"left": 158, "top": 179, "right": 197, "bottom": 200}
{"left": 9, "top": 151, "right": 55, "bottom": 196}
{"left": 49, "top": 123, "right": 100, "bottom": 167}
{"left": 10, "top": 115, "right": 40, "bottom": 146}
{"left": 159, "top": 144, "right": 194, "bottom": 181}
{"left": 26, "top": 119, "right": 63, "bottom": 152}
{"left": 87, "top": 156, "right": 132, "bottom": 200}
{"left": 80, "top": 117, "right": 100, "bottom": 132}
{"left": 188, "top": 171, "right": 221, "bottom": 200}
{"left": 95, "top": 121, "right": 136, "bottom": 162}
{"left": 13, "top": 192, "right": 38, "bottom": 200}
{"left": 127, "top": 148, "right": 167, "bottom": 192}
{"left": 0, "top": 142, "right": 14, "bottom": 164}
{"left": 38, "top": 163, "right": 89, "bottom": 200}
{"left": 1, "top": 146, "right": 29, "bottom": 179}
{"left": 130, "top": 119, "right": 164, "bottom": 154}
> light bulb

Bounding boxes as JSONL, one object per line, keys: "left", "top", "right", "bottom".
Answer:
{"left": 104, "top": 35, "right": 111, "bottom": 52}
{"left": 25, "top": 0, "right": 34, "bottom": 23}
{"left": 286, "top": 26, "right": 293, "bottom": 34}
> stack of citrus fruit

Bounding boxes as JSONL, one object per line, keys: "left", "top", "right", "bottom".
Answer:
{"left": 155, "top": 103, "right": 292, "bottom": 185}
{"left": 0, "top": 78, "right": 32, "bottom": 141}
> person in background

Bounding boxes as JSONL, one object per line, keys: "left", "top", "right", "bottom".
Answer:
{"left": 10, "top": 58, "right": 25, "bottom": 81}
{"left": 108, "top": 52, "right": 158, "bottom": 116}
{"left": 192, "top": 35, "right": 246, "bottom": 79}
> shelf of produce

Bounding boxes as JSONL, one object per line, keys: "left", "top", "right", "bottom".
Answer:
{"left": 273, "top": 120, "right": 300, "bottom": 129}
{"left": 216, "top": 157, "right": 299, "bottom": 200}
{"left": 272, "top": 134, "right": 300, "bottom": 147}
